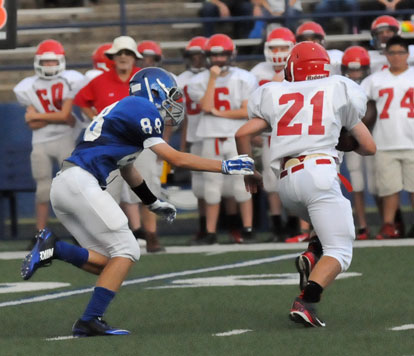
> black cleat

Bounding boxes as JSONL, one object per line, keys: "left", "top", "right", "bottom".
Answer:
{"left": 21, "top": 228, "right": 57, "bottom": 280}
{"left": 72, "top": 317, "right": 130, "bottom": 337}
{"left": 289, "top": 297, "right": 326, "bottom": 327}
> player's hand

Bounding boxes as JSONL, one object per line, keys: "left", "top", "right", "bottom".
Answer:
{"left": 25, "top": 106, "right": 38, "bottom": 122}
{"left": 244, "top": 170, "right": 263, "bottom": 194}
{"left": 67, "top": 114, "right": 76, "bottom": 127}
{"left": 221, "top": 154, "right": 254, "bottom": 175}
{"left": 210, "top": 65, "right": 222, "bottom": 79}
{"left": 211, "top": 108, "right": 225, "bottom": 117}
{"left": 148, "top": 199, "right": 177, "bottom": 224}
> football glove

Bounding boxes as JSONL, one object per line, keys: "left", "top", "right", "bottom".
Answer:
{"left": 148, "top": 199, "right": 177, "bottom": 224}
{"left": 221, "top": 154, "right": 254, "bottom": 175}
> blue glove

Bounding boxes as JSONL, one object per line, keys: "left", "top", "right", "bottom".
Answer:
{"left": 221, "top": 154, "right": 254, "bottom": 175}
{"left": 148, "top": 199, "right": 177, "bottom": 223}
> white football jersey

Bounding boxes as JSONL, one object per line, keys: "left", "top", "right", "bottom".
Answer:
{"left": 84, "top": 68, "right": 104, "bottom": 82}
{"left": 188, "top": 67, "right": 258, "bottom": 138}
{"left": 251, "top": 61, "right": 285, "bottom": 138}
{"left": 370, "top": 45, "right": 414, "bottom": 73}
{"left": 248, "top": 75, "right": 366, "bottom": 171}
{"left": 361, "top": 67, "right": 414, "bottom": 150}
{"left": 250, "top": 61, "right": 284, "bottom": 86}
{"left": 368, "top": 50, "right": 388, "bottom": 73}
{"left": 327, "top": 49, "right": 343, "bottom": 75}
{"left": 14, "top": 70, "right": 86, "bottom": 144}
{"left": 177, "top": 69, "right": 206, "bottom": 143}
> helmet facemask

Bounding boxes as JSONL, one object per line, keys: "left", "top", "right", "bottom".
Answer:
{"left": 145, "top": 78, "right": 184, "bottom": 126}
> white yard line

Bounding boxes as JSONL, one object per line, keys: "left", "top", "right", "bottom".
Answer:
{"left": 214, "top": 329, "right": 252, "bottom": 337}
{"left": 389, "top": 324, "right": 414, "bottom": 331}
{"left": 0, "top": 253, "right": 298, "bottom": 309}
{"left": 3, "top": 238, "right": 413, "bottom": 260}
{"left": 45, "top": 335, "right": 78, "bottom": 341}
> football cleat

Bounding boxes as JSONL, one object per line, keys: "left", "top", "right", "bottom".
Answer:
{"left": 21, "top": 228, "right": 57, "bottom": 280}
{"left": 229, "top": 229, "right": 243, "bottom": 244}
{"left": 356, "top": 227, "right": 370, "bottom": 240}
{"left": 375, "top": 223, "right": 399, "bottom": 240}
{"left": 72, "top": 317, "right": 130, "bottom": 337}
{"left": 289, "top": 297, "right": 326, "bottom": 327}
{"left": 295, "top": 251, "right": 318, "bottom": 291}
{"left": 285, "top": 232, "right": 310, "bottom": 243}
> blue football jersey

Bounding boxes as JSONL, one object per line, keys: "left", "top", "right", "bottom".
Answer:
{"left": 67, "top": 96, "right": 164, "bottom": 187}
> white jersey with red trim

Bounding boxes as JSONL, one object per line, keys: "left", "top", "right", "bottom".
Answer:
{"left": 368, "top": 50, "right": 389, "bottom": 73}
{"left": 327, "top": 49, "right": 343, "bottom": 75}
{"left": 177, "top": 69, "right": 206, "bottom": 143}
{"left": 14, "top": 70, "right": 86, "bottom": 144}
{"left": 188, "top": 66, "right": 258, "bottom": 138}
{"left": 361, "top": 67, "right": 414, "bottom": 150}
{"left": 250, "top": 61, "right": 284, "bottom": 86}
{"left": 248, "top": 75, "right": 366, "bottom": 171}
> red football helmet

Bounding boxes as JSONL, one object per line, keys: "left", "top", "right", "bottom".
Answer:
{"left": 371, "top": 15, "right": 400, "bottom": 36}
{"left": 92, "top": 43, "right": 113, "bottom": 72}
{"left": 285, "top": 42, "right": 331, "bottom": 82}
{"left": 34, "top": 39, "right": 66, "bottom": 79}
{"left": 184, "top": 36, "right": 208, "bottom": 73}
{"left": 137, "top": 40, "right": 163, "bottom": 61}
{"left": 264, "top": 27, "right": 296, "bottom": 66}
{"left": 204, "top": 34, "right": 235, "bottom": 69}
{"left": 371, "top": 15, "right": 400, "bottom": 49}
{"left": 341, "top": 46, "right": 370, "bottom": 83}
{"left": 185, "top": 36, "right": 208, "bottom": 55}
{"left": 295, "top": 21, "right": 326, "bottom": 44}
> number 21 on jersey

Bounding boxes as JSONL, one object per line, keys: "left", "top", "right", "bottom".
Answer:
{"left": 277, "top": 91, "right": 325, "bottom": 136}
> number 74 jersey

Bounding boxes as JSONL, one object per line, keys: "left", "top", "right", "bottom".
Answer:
{"left": 248, "top": 75, "right": 367, "bottom": 171}
{"left": 361, "top": 67, "right": 414, "bottom": 151}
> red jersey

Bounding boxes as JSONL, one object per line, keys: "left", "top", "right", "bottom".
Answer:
{"left": 74, "top": 67, "right": 140, "bottom": 113}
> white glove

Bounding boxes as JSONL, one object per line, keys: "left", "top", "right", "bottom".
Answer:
{"left": 148, "top": 199, "right": 177, "bottom": 223}
{"left": 222, "top": 154, "right": 254, "bottom": 175}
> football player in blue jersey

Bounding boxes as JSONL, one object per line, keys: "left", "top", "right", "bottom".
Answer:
{"left": 21, "top": 67, "right": 254, "bottom": 337}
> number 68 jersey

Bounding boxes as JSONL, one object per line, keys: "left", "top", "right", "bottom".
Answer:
{"left": 67, "top": 96, "right": 165, "bottom": 188}
{"left": 248, "top": 75, "right": 367, "bottom": 171}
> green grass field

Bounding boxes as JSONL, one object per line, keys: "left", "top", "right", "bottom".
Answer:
{"left": 0, "top": 239, "right": 413, "bottom": 356}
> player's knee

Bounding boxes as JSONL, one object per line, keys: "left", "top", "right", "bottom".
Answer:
{"left": 110, "top": 238, "right": 141, "bottom": 262}
{"left": 36, "top": 179, "right": 52, "bottom": 203}
{"left": 204, "top": 186, "right": 221, "bottom": 205}
{"left": 324, "top": 245, "right": 353, "bottom": 272}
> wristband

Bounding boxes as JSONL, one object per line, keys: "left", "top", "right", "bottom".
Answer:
{"left": 131, "top": 181, "right": 157, "bottom": 205}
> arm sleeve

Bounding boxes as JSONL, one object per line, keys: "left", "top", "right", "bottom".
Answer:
{"left": 343, "top": 79, "right": 368, "bottom": 130}
{"left": 13, "top": 79, "right": 32, "bottom": 106}
{"left": 187, "top": 74, "right": 206, "bottom": 103}
{"left": 248, "top": 85, "right": 266, "bottom": 120}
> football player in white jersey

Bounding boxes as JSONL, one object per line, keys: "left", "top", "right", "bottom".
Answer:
{"left": 295, "top": 21, "right": 343, "bottom": 75}
{"left": 341, "top": 45, "right": 377, "bottom": 240}
{"left": 177, "top": 36, "right": 209, "bottom": 243}
{"left": 236, "top": 42, "right": 376, "bottom": 327}
{"left": 369, "top": 15, "right": 414, "bottom": 73}
{"left": 13, "top": 39, "right": 85, "bottom": 240}
{"left": 361, "top": 35, "right": 414, "bottom": 240}
{"left": 250, "top": 27, "right": 296, "bottom": 241}
{"left": 187, "top": 33, "right": 259, "bottom": 244}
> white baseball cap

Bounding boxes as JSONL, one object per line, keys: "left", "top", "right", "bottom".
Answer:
{"left": 105, "top": 36, "right": 143, "bottom": 59}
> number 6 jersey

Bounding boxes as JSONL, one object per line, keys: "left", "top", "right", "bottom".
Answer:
{"left": 67, "top": 96, "right": 165, "bottom": 188}
{"left": 248, "top": 75, "right": 367, "bottom": 171}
